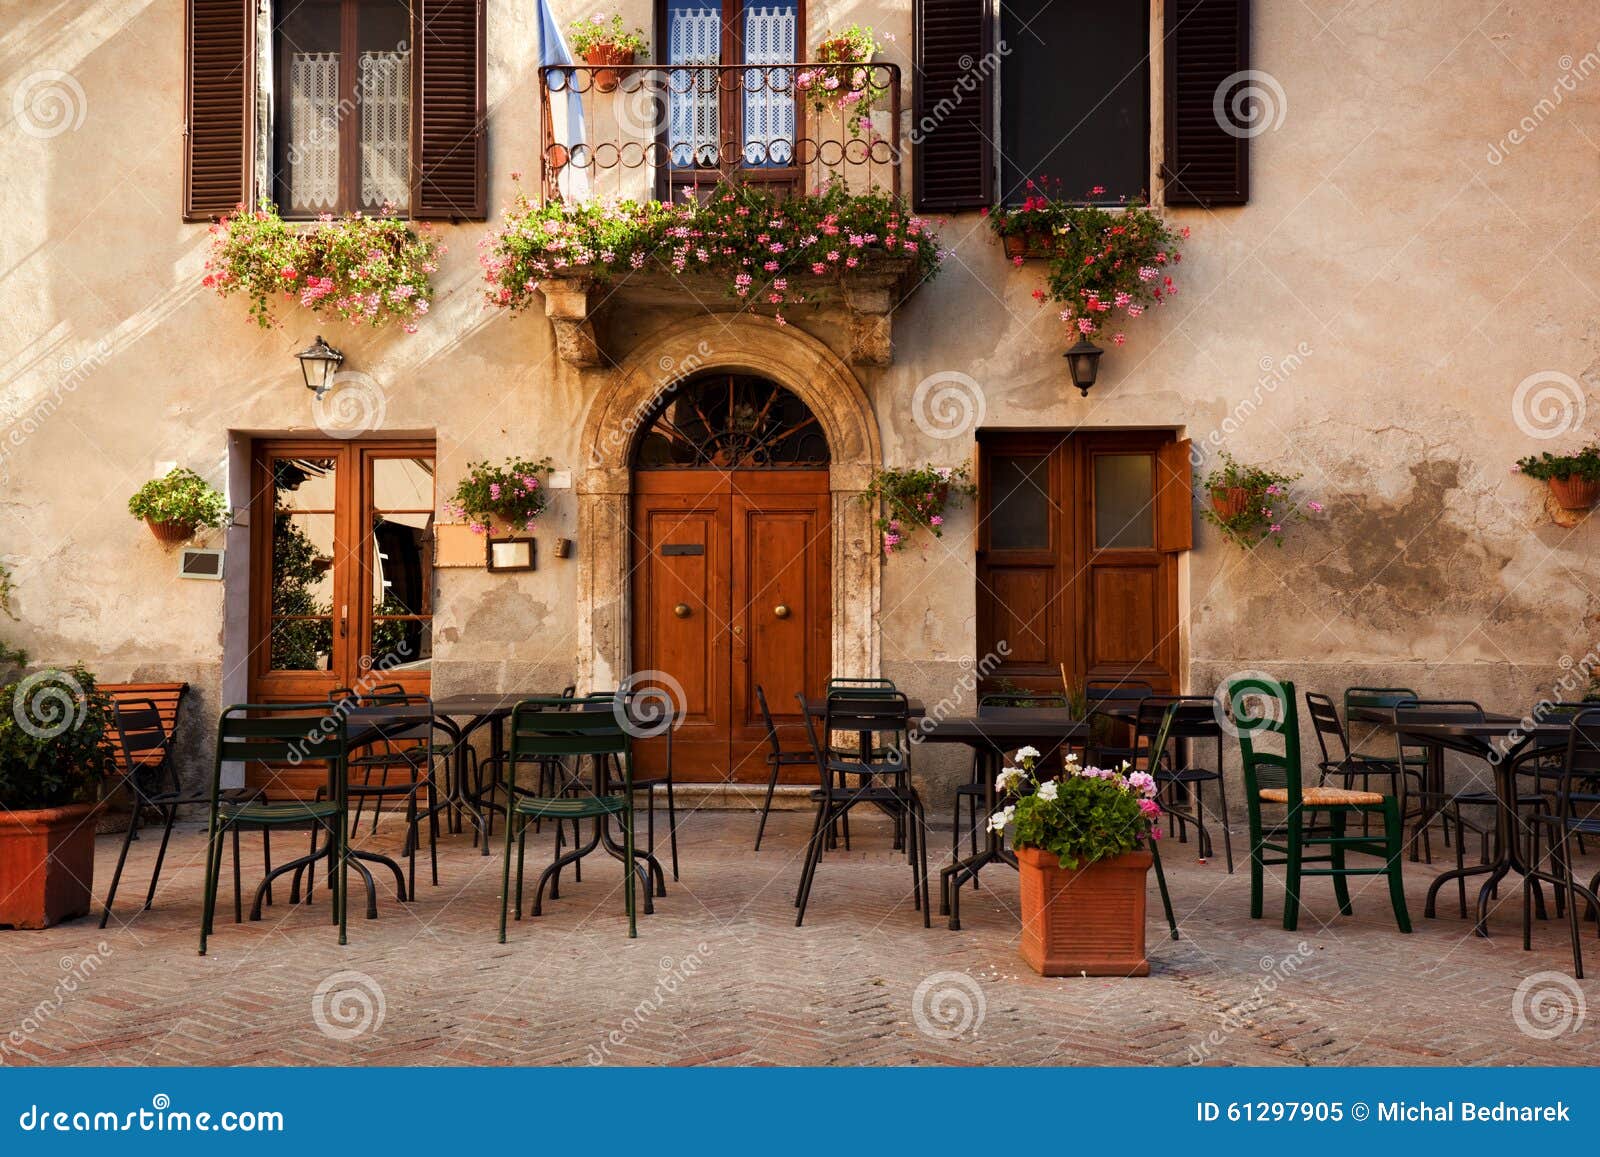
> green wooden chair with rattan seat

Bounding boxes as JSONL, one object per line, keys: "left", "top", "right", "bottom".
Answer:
{"left": 199, "top": 703, "right": 351, "bottom": 956}
{"left": 1227, "top": 675, "right": 1411, "bottom": 934}
{"left": 498, "top": 696, "right": 641, "bottom": 940}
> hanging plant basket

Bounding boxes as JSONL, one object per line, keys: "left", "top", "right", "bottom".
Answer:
{"left": 1209, "top": 487, "right": 1252, "bottom": 519}
{"left": 1548, "top": 475, "right": 1600, "bottom": 511}
{"left": 145, "top": 519, "right": 198, "bottom": 545}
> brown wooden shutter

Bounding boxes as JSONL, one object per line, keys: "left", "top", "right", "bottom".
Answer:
{"left": 412, "top": 0, "right": 487, "bottom": 220}
{"left": 1155, "top": 438, "right": 1195, "bottom": 552}
{"left": 183, "top": 0, "right": 253, "bottom": 222}
{"left": 912, "top": 0, "right": 993, "bottom": 212}
{"left": 1162, "top": 0, "right": 1250, "bottom": 207}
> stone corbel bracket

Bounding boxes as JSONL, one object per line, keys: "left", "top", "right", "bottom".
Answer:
{"left": 537, "top": 261, "right": 916, "bottom": 370}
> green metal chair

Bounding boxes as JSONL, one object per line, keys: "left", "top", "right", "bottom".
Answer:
{"left": 498, "top": 696, "right": 640, "bottom": 940}
{"left": 200, "top": 704, "right": 350, "bottom": 956}
{"left": 1228, "top": 675, "right": 1411, "bottom": 933}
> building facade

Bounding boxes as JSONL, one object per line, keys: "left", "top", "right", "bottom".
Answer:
{"left": 2, "top": 0, "right": 1597, "bottom": 804}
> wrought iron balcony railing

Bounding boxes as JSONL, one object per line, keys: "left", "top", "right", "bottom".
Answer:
{"left": 538, "top": 62, "right": 902, "bottom": 203}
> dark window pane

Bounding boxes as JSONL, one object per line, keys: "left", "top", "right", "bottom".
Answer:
{"left": 999, "top": 0, "right": 1149, "bottom": 203}
{"left": 271, "top": 618, "right": 333, "bottom": 670}
{"left": 988, "top": 455, "right": 1051, "bottom": 550}
{"left": 277, "top": 0, "right": 342, "bottom": 214}
{"left": 1093, "top": 453, "right": 1154, "bottom": 549}
{"left": 272, "top": 513, "right": 335, "bottom": 613}
{"left": 372, "top": 514, "right": 432, "bottom": 615}
{"left": 358, "top": 1, "right": 412, "bottom": 211}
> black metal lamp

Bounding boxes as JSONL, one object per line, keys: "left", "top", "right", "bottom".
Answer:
{"left": 295, "top": 335, "right": 345, "bottom": 398}
{"left": 1064, "top": 337, "right": 1104, "bottom": 398}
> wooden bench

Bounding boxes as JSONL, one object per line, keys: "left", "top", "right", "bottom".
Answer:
{"left": 99, "top": 682, "right": 189, "bottom": 774}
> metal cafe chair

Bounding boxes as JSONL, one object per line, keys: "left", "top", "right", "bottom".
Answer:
{"left": 950, "top": 693, "right": 1069, "bottom": 868}
{"left": 100, "top": 698, "right": 264, "bottom": 929}
{"left": 498, "top": 697, "right": 641, "bottom": 940}
{"left": 1139, "top": 703, "right": 1184, "bottom": 941}
{"left": 200, "top": 704, "right": 351, "bottom": 955}
{"left": 791, "top": 691, "right": 930, "bottom": 928}
{"left": 752, "top": 684, "right": 818, "bottom": 851}
{"left": 1229, "top": 676, "right": 1411, "bottom": 934}
{"left": 1341, "top": 686, "right": 1431, "bottom": 854}
{"left": 1084, "top": 678, "right": 1154, "bottom": 768}
{"left": 1523, "top": 709, "right": 1600, "bottom": 978}
{"left": 1137, "top": 695, "right": 1234, "bottom": 873}
{"left": 824, "top": 676, "right": 903, "bottom": 849}
{"left": 1305, "top": 691, "right": 1424, "bottom": 846}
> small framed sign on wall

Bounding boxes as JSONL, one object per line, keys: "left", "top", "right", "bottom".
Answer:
{"left": 178, "top": 548, "right": 224, "bottom": 580}
{"left": 486, "top": 537, "right": 536, "bottom": 572}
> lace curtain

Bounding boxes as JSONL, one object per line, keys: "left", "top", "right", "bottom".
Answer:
{"left": 359, "top": 49, "right": 410, "bottom": 211}
{"left": 743, "top": 6, "right": 795, "bottom": 165}
{"left": 289, "top": 52, "right": 339, "bottom": 211}
{"left": 669, "top": 9, "right": 721, "bottom": 167}
{"left": 287, "top": 49, "right": 411, "bottom": 212}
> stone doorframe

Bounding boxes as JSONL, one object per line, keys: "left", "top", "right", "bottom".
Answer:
{"left": 576, "top": 314, "right": 883, "bottom": 692}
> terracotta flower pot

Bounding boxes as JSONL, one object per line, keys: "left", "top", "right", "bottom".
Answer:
{"left": 583, "top": 43, "right": 635, "bottom": 92}
{"left": 0, "top": 802, "right": 98, "bottom": 929}
{"left": 1016, "top": 846, "right": 1152, "bottom": 977}
{"left": 1209, "top": 487, "right": 1252, "bottom": 519}
{"left": 1003, "top": 235, "right": 1026, "bottom": 260}
{"left": 145, "top": 518, "right": 197, "bottom": 544}
{"left": 1548, "top": 475, "right": 1600, "bottom": 511}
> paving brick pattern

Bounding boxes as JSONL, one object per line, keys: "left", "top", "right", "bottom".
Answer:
{"left": 1, "top": 812, "right": 1596, "bottom": 1066}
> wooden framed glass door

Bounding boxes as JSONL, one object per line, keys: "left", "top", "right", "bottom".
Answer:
{"left": 976, "top": 430, "right": 1191, "bottom": 695}
{"left": 247, "top": 439, "right": 434, "bottom": 794}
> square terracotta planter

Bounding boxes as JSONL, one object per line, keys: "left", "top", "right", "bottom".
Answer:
{"left": 1016, "top": 846, "right": 1152, "bottom": 977}
{"left": 0, "top": 803, "right": 98, "bottom": 929}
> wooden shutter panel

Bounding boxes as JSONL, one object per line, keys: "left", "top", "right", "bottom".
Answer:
{"left": 412, "top": 0, "right": 487, "bottom": 221}
{"left": 912, "top": 0, "right": 993, "bottom": 212}
{"left": 1155, "top": 438, "right": 1194, "bottom": 552}
{"left": 1163, "top": 0, "right": 1250, "bottom": 207}
{"left": 183, "top": 0, "right": 253, "bottom": 222}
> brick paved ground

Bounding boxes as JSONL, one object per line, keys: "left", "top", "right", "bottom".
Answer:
{"left": 1, "top": 810, "right": 1596, "bottom": 1066}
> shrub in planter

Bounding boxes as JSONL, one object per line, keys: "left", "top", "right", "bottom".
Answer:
{"left": 988, "top": 747, "right": 1160, "bottom": 976}
{"left": 203, "top": 202, "right": 441, "bottom": 332}
{"left": 1515, "top": 443, "right": 1600, "bottom": 511}
{"left": 860, "top": 464, "right": 974, "bottom": 555}
{"left": 127, "top": 467, "right": 230, "bottom": 545}
{"left": 0, "top": 665, "right": 113, "bottom": 928}
{"left": 983, "top": 177, "right": 1075, "bottom": 260}
{"left": 446, "top": 457, "right": 555, "bottom": 535}
{"left": 1198, "top": 452, "right": 1320, "bottom": 548}
{"left": 797, "top": 24, "right": 892, "bottom": 133}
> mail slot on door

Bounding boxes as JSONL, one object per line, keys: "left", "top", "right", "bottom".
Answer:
{"left": 660, "top": 543, "right": 704, "bottom": 556}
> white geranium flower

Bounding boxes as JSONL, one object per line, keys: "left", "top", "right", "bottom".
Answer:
{"left": 1036, "top": 780, "right": 1059, "bottom": 801}
{"left": 995, "top": 767, "right": 1024, "bottom": 793}
{"left": 986, "top": 805, "right": 1016, "bottom": 833}
{"left": 1014, "top": 745, "right": 1041, "bottom": 763}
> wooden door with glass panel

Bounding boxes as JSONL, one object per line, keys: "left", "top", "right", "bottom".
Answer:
{"left": 248, "top": 440, "right": 435, "bottom": 796}
{"left": 976, "top": 430, "right": 1190, "bottom": 696}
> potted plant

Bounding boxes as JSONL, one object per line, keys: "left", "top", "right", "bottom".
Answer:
{"left": 797, "top": 24, "right": 892, "bottom": 134}
{"left": 860, "top": 464, "right": 974, "bottom": 555}
{"left": 569, "top": 13, "right": 649, "bottom": 91}
{"left": 1198, "top": 452, "right": 1320, "bottom": 548}
{"left": 1514, "top": 443, "right": 1600, "bottom": 511}
{"left": 0, "top": 665, "right": 113, "bottom": 929}
{"left": 983, "top": 177, "right": 1071, "bottom": 260}
{"left": 988, "top": 746, "right": 1160, "bottom": 976}
{"left": 446, "top": 456, "right": 555, "bottom": 535}
{"left": 127, "top": 467, "right": 230, "bottom": 545}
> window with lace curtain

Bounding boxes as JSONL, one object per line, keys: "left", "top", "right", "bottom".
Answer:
{"left": 275, "top": 0, "right": 412, "bottom": 216}
{"left": 660, "top": 0, "right": 801, "bottom": 177}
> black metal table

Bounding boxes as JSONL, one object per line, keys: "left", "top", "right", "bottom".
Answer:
{"left": 1382, "top": 712, "right": 1570, "bottom": 936}
{"left": 918, "top": 709, "right": 1090, "bottom": 930}
{"left": 431, "top": 692, "right": 560, "bottom": 854}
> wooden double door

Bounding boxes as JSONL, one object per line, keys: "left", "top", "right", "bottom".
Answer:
{"left": 631, "top": 469, "right": 830, "bottom": 782}
{"left": 976, "top": 430, "right": 1192, "bottom": 695}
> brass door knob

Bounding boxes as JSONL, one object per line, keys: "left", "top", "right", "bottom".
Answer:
{"left": 673, "top": 603, "right": 692, "bottom": 619}
{"left": 774, "top": 604, "right": 791, "bottom": 619}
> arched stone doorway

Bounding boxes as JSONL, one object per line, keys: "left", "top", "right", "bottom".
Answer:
{"left": 576, "top": 315, "right": 882, "bottom": 707}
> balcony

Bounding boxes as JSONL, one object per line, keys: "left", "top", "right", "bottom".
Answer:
{"left": 538, "top": 62, "right": 903, "bottom": 204}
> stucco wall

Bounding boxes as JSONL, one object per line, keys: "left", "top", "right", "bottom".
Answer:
{"left": 2, "top": 1, "right": 1597, "bottom": 809}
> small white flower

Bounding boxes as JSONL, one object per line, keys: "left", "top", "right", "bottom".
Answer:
{"left": 1063, "top": 751, "right": 1080, "bottom": 764}
{"left": 1014, "top": 745, "right": 1041, "bottom": 763}
{"left": 995, "top": 767, "right": 1023, "bottom": 793}
{"left": 986, "top": 805, "right": 1015, "bottom": 833}
{"left": 1036, "top": 780, "right": 1059, "bottom": 801}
